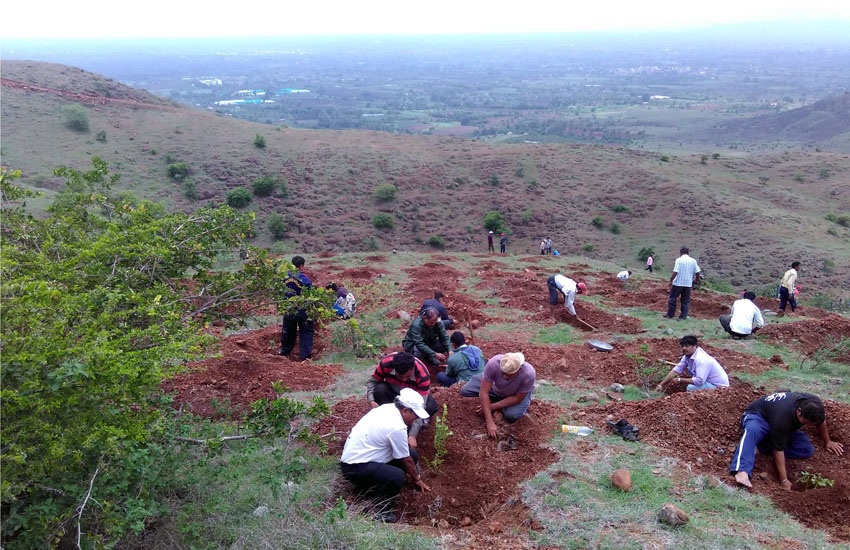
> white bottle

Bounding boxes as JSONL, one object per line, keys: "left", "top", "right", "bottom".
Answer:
{"left": 562, "top": 425, "right": 594, "bottom": 436}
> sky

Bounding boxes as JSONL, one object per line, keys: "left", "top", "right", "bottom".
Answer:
{"left": 4, "top": 0, "right": 850, "bottom": 39}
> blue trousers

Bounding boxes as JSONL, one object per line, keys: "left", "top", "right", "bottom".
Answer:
{"left": 666, "top": 285, "right": 692, "bottom": 319}
{"left": 729, "top": 412, "right": 814, "bottom": 477}
{"left": 280, "top": 310, "right": 314, "bottom": 360}
{"left": 547, "top": 275, "right": 560, "bottom": 305}
{"left": 460, "top": 373, "right": 532, "bottom": 422}
{"left": 779, "top": 287, "right": 797, "bottom": 312}
{"left": 687, "top": 382, "right": 717, "bottom": 391}
{"left": 436, "top": 372, "right": 458, "bottom": 387}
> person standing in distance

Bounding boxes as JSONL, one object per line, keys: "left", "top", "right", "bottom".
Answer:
{"left": 665, "top": 247, "right": 701, "bottom": 321}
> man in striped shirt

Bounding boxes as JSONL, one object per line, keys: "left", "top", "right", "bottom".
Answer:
{"left": 665, "top": 247, "right": 701, "bottom": 321}
{"left": 366, "top": 352, "right": 438, "bottom": 448}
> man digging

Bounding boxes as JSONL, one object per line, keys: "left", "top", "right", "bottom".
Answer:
{"left": 461, "top": 352, "right": 536, "bottom": 438}
{"left": 547, "top": 273, "right": 588, "bottom": 318}
{"left": 730, "top": 392, "right": 844, "bottom": 490}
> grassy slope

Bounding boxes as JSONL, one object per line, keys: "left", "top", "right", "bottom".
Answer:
{"left": 2, "top": 60, "right": 849, "bottom": 299}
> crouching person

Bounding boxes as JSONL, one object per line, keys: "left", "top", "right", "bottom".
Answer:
{"left": 341, "top": 388, "right": 432, "bottom": 521}
{"left": 730, "top": 392, "right": 844, "bottom": 490}
{"left": 461, "top": 353, "right": 535, "bottom": 438}
{"left": 437, "top": 331, "right": 485, "bottom": 387}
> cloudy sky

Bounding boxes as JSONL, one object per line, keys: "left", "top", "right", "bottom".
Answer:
{"left": 5, "top": 0, "right": 850, "bottom": 38}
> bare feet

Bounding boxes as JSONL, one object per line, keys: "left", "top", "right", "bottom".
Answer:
{"left": 734, "top": 471, "right": 752, "bottom": 488}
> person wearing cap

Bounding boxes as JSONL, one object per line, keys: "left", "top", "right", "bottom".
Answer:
{"left": 665, "top": 246, "right": 701, "bottom": 320}
{"left": 547, "top": 273, "right": 587, "bottom": 316}
{"left": 402, "top": 307, "right": 452, "bottom": 366}
{"left": 487, "top": 231, "right": 495, "bottom": 253}
{"left": 437, "top": 331, "right": 485, "bottom": 387}
{"left": 366, "top": 351, "right": 438, "bottom": 447}
{"left": 341, "top": 387, "right": 432, "bottom": 520}
{"left": 719, "top": 291, "right": 764, "bottom": 338}
{"left": 420, "top": 290, "right": 454, "bottom": 329}
{"left": 655, "top": 335, "right": 729, "bottom": 392}
{"left": 499, "top": 233, "right": 508, "bottom": 254}
{"left": 461, "top": 353, "right": 536, "bottom": 438}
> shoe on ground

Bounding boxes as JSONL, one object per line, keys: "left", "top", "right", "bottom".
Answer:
{"left": 374, "top": 510, "right": 398, "bottom": 523}
{"left": 677, "top": 317, "right": 686, "bottom": 321}
{"left": 662, "top": 315, "right": 674, "bottom": 319}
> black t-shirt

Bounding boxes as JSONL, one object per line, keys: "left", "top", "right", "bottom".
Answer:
{"left": 745, "top": 392, "right": 817, "bottom": 451}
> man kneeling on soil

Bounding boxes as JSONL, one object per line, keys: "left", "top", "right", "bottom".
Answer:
{"left": 402, "top": 307, "right": 452, "bottom": 366}
{"left": 719, "top": 291, "right": 764, "bottom": 338}
{"left": 366, "top": 351, "right": 438, "bottom": 448}
{"left": 656, "top": 335, "right": 729, "bottom": 392}
{"left": 547, "top": 273, "right": 587, "bottom": 316}
{"left": 730, "top": 392, "right": 844, "bottom": 490}
{"left": 437, "top": 331, "right": 485, "bottom": 387}
{"left": 341, "top": 388, "right": 432, "bottom": 521}
{"left": 461, "top": 353, "right": 535, "bottom": 438}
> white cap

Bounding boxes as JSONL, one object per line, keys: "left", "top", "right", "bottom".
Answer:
{"left": 489, "top": 231, "right": 493, "bottom": 234}
{"left": 397, "top": 388, "right": 430, "bottom": 419}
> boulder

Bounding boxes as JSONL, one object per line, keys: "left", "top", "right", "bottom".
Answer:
{"left": 252, "top": 505, "right": 270, "bottom": 518}
{"left": 398, "top": 310, "right": 412, "bottom": 322}
{"left": 657, "top": 503, "right": 689, "bottom": 526}
{"left": 608, "top": 383, "right": 625, "bottom": 393}
{"left": 610, "top": 469, "right": 632, "bottom": 492}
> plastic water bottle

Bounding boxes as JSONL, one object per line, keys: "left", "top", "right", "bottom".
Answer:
{"left": 562, "top": 425, "right": 594, "bottom": 436}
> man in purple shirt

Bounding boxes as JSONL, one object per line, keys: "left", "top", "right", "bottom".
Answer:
{"left": 461, "top": 353, "right": 535, "bottom": 438}
{"left": 656, "top": 335, "right": 729, "bottom": 392}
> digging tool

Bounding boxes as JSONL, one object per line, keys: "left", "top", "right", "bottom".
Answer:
{"left": 658, "top": 359, "right": 678, "bottom": 366}
{"left": 575, "top": 317, "right": 597, "bottom": 331}
{"left": 466, "top": 307, "right": 475, "bottom": 343}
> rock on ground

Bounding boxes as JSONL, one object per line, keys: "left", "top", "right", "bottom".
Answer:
{"left": 610, "top": 469, "right": 632, "bottom": 492}
{"left": 657, "top": 503, "right": 689, "bottom": 526}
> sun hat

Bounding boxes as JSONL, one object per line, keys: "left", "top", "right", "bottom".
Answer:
{"left": 398, "top": 388, "right": 429, "bottom": 419}
{"left": 500, "top": 233, "right": 506, "bottom": 236}
{"left": 577, "top": 282, "right": 588, "bottom": 294}
{"left": 489, "top": 230, "right": 493, "bottom": 234}
{"left": 500, "top": 352, "right": 525, "bottom": 375}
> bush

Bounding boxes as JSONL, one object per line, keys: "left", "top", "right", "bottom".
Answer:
{"left": 488, "top": 174, "right": 500, "bottom": 186}
{"left": 793, "top": 173, "right": 805, "bottom": 183}
{"left": 591, "top": 216, "right": 605, "bottom": 229}
{"left": 182, "top": 179, "right": 198, "bottom": 201}
{"left": 226, "top": 187, "right": 252, "bottom": 208}
{"left": 372, "top": 213, "right": 394, "bottom": 229}
{"left": 637, "top": 246, "right": 655, "bottom": 261}
{"left": 61, "top": 103, "right": 90, "bottom": 132}
{"left": 253, "top": 176, "right": 278, "bottom": 197}
{"left": 427, "top": 235, "right": 446, "bottom": 249}
{"left": 822, "top": 258, "right": 835, "bottom": 274}
{"left": 825, "top": 213, "right": 850, "bottom": 227}
{"left": 610, "top": 205, "right": 630, "bottom": 213}
{"left": 712, "top": 153, "right": 720, "bottom": 159}
{"left": 660, "top": 155, "right": 670, "bottom": 162}
{"left": 582, "top": 243, "right": 594, "bottom": 252}
{"left": 254, "top": 134, "right": 266, "bottom": 148}
{"left": 520, "top": 209, "right": 533, "bottom": 225}
{"left": 364, "top": 235, "right": 380, "bottom": 251}
{"left": 610, "top": 222, "right": 622, "bottom": 234}
{"left": 267, "top": 213, "right": 287, "bottom": 239}
{"left": 372, "top": 183, "right": 398, "bottom": 202}
{"left": 167, "top": 163, "right": 191, "bottom": 181}
{"left": 95, "top": 130, "right": 107, "bottom": 142}
{"left": 483, "top": 210, "right": 505, "bottom": 232}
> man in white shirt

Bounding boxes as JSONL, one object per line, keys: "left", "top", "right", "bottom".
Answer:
{"left": 547, "top": 273, "right": 587, "bottom": 316}
{"left": 665, "top": 246, "right": 701, "bottom": 321}
{"left": 340, "top": 388, "right": 431, "bottom": 520}
{"left": 617, "top": 270, "right": 632, "bottom": 280}
{"left": 720, "top": 291, "right": 765, "bottom": 338}
{"left": 779, "top": 261, "right": 801, "bottom": 315}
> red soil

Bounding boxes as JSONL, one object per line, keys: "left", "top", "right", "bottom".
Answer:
{"left": 583, "top": 386, "right": 850, "bottom": 540}
{"left": 314, "top": 388, "right": 562, "bottom": 530}
{"left": 760, "top": 317, "right": 850, "bottom": 364}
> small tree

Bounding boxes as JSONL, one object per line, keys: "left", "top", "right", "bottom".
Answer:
{"left": 591, "top": 216, "right": 605, "bottom": 229}
{"left": 637, "top": 246, "right": 655, "bottom": 261}
{"left": 254, "top": 134, "right": 266, "bottom": 148}
{"left": 227, "top": 187, "right": 252, "bottom": 208}
{"left": 427, "top": 235, "right": 446, "bottom": 249}
{"left": 483, "top": 210, "right": 505, "bottom": 232}
{"left": 253, "top": 176, "right": 277, "bottom": 197}
{"left": 61, "top": 103, "right": 90, "bottom": 132}
{"left": 372, "top": 183, "right": 398, "bottom": 202}
{"left": 167, "top": 163, "right": 191, "bottom": 181}
{"left": 520, "top": 209, "right": 533, "bottom": 225}
{"left": 267, "top": 213, "right": 287, "bottom": 239}
{"left": 182, "top": 178, "right": 198, "bottom": 201}
{"left": 372, "top": 213, "right": 394, "bottom": 229}
{"left": 700, "top": 155, "right": 708, "bottom": 165}
{"left": 610, "top": 222, "right": 622, "bottom": 234}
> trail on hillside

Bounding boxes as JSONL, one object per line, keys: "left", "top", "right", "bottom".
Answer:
{"left": 2, "top": 78, "right": 178, "bottom": 111}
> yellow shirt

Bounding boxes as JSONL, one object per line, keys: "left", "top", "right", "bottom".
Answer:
{"left": 780, "top": 268, "right": 798, "bottom": 291}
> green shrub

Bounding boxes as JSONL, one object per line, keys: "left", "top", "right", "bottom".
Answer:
{"left": 95, "top": 130, "right": 107, "bottom": 142}
{"left": 610, "top": 205, "right": 630, "bottom": 213}
{"left": 182, "top": 179, "right": 198, "bottom": 201}
{"left": 372, "top": 183, "right": 398, "bottom": 202}
{"left": 268, "top": 213, "right": 287, "bottom": 239}
{"left": 483, "top": 210, "right": 505, "bottom": 232}
{"left": 591, "top": 216, "right": 605, "bottom": 229}
{"left": 254, "top": 134, "right": 266, "bottom": 148}
{"left": 527, "top": 178, "right": 539, "bottom": 188}
{"left": 712, "top": 153, "right": 720, "bottom": 159}
{"left": 488, "top": 174, "right": 500, "bottom": 186}
{"left": 582, "top": 243, "right": 594, "bottom": 252}
{"left": 637, "top": 246, "right": 655, "bottom": 261}
{"left": 226, "top": 187, "right": 252, "bottom": 208}
{"left": 659, "top": 155, "right": 670, "bottom": 162}
{"left": 520, "top": 209, "right": 533, "bottom": 225}
{"left": 610, "top": 223, "right": 622, "bottom": 234}
{"left": 252, "top": 176, "right": 278, "bottom": 197}
{"left": 793, "top": 173, "right": 805, "bottom": 183}
{"left": 822, "top": 258, "right": 835, "bottom": 274}
{"left": 365, "top": 235, "right": 380, "bottom": 251}
{"left": 372, "top": 213, "right": 394, "bottom": 229}
{"left": 427, "top": 235, "right": 446, "bottom": 249}
{"left": 61, "top": 103, "right": 90, "bottom": 131}
{"left": 700, "top": 155, "right": 708, "bottom": 165}
{"left": 825, "top": 213, "right": 850, "bottom": 227}
{"left": 167, "top": 163, "right": 191, "bottom": 181}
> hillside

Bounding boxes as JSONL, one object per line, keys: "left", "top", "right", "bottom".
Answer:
{"left": 2, "top": 60, "right": 850, "bottom": 299}
{"left": 702, "top": 93, "right": 850, "bottom": 146}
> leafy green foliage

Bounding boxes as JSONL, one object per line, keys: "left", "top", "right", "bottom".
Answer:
{"left": 0, "top": 160, "right": 298, "bottom": 548}
{"left": 427, "top": 235, "right": 446, "bottom": 249}
{"left": 428, "top": 404, "right": 453, "bottom": 469}
{"left": 582, "top": 243, "right": 594, "bottom": 252}
{"left": 520, "top": 209, "right": 533, "bottom": 225}
{"left": 610, "top": 222, "right": 622, "bottom": 234}
{"left": 591, "top": 216, "right": 605, "bottom": 228}
{"left": 626, "top": 344, "right": 665, "bottom": 397}
{"left": 483, "top": 210, "right": 505, "bottom": 232}
{"left": 488, "top": 174, "right": 500, "bottom": 186}
{"left": 372, "top": 213, "right": 394, "bottom": 229}
{"left": 267, "top": 213, "right": 288, "bottom": 239}
{"left": 167, "top": 162, "right": 191, "bottom": 181}
{"left": 372, "top": 183, "right": 398, "bottom": 202}
{"left": 609, "top": 205, "right": 630, "bottom": 213}
{"left": 60, "top": 103, "right": 90, "bottom": 132}
{"left": 825, "top": 213, "right": 850, "bottom": 227}
{"left": 252, "top": 176, "right": 278, "bottom": 197}
{"left": 798, "top": 471, "right": 834, "bottom": 488}
{"left": 637, "top": 246, "right": 655, "bottom": 261}
{"left": 226, "top": 187, "right": 252, "bottom": 208}
{"left": 253, "top": 134, "right": 266, "bottom": 148}
{"left": 182, "top": 178, "right": 198, "bottom": 200}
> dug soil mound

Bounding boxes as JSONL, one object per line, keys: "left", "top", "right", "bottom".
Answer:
{"left": 760, "top": 317, "right": 850, "bottom": 364}
{"left": 162, "top": 325, "right": 342, "bottom": 417}
{"left": 583, "top": 387, "right": 850, "bottom": 540}
{"left": 753, "top": 297, "right": 836, "bottom": 319}
{"left": 324, "top": 266, "right": 391, "bottom": 282}
{"left": 404, "top": 263, "right": 499, "bottom": 326}
{"left": 315, "top": 388, "right": 562, "bottom": 529}
{"left": 531, "top": 303, "right": 645, "bottom": 334}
